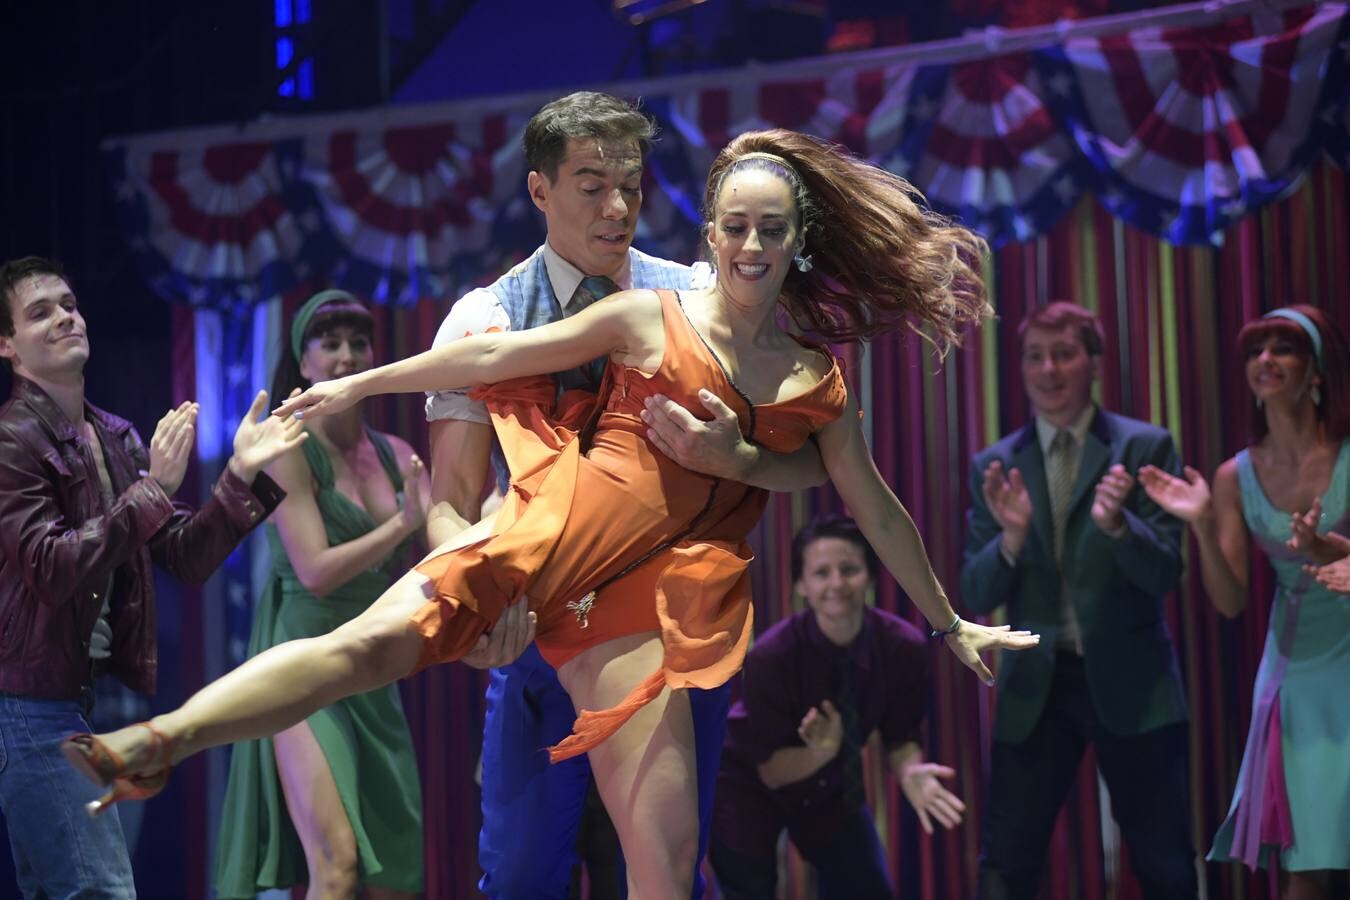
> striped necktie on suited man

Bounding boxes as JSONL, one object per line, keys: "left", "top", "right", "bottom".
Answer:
{"left": 566, "top": 275, "right": 620, "bottom": 389}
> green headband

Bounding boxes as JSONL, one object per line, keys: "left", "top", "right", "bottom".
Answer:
{"left": 290, "top": 289, "right": 363, "bottom": 364}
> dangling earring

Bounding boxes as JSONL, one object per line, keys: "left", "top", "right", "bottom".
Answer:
{"left": 793, "top": 254, "right": 813, "bottom": 273}
{"left": 1311, "top": 384, "right": 1322, "bottom": 406}
{"left": 1255, "top": 396, "right": 1264, "bottom": 410}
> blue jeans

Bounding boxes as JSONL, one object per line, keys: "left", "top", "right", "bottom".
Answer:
{"left": 478, "top": 645, "right": 729, "bottom": 899}
{"left": 0, "top": 692, "right": 135, "bottom": 899}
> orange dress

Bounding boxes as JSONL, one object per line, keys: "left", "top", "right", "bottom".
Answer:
{"left": 411, "top": 290, "right": 847, "bottom": 759}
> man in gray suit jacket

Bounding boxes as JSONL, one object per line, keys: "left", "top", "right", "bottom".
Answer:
{"left": 960, "top": 302, "right": 1197, "bottom": 899}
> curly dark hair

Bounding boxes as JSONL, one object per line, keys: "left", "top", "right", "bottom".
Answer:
{"left": 703, "top": 130, "right": 990, "bottom": 352}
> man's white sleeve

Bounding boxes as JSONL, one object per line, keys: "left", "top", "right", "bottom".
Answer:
{"left": 688, "top": 260, "right": 713, "bottom": 288}
{"left": 424, "top": 288, "right": 511, "bottom": 425}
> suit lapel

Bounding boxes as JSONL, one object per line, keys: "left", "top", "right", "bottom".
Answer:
{"left": 1010, "top": 424, "right": 1053, "bottom": 558}
{"left": 1067, "top": 411, "right": 1112, "bottom": 519}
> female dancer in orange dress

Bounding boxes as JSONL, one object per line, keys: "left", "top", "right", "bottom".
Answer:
{"left": 65, "top": 129, "right": 1038, "bottom": 897}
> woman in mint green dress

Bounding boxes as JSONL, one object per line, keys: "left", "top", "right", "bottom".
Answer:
{"left": 214, "top": 290, "right": 429, "bottom": 899}
{"left": 1141, "top": 305, "right": 1350, "bottom": 899}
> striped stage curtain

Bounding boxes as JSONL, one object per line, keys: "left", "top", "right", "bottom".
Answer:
{"left": 728, "top": 160, "right": 1348, "bottom": 900}
{"left": 170, "top": 161, "right": 1346, "bottom": 900}
{"left": 166, "top": 147, "right": 1348, "bottom": 900}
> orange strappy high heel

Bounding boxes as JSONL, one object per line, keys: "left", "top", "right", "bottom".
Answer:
{"left": 61, "top": 721, "right": 174, "bottom": 818}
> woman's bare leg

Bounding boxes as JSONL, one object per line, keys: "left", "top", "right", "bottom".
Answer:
{"left": 1283, "top": 870, "right": 1336, "bottom": 900}
{"left": 86, "top": 568, "right": 438, "bottom": 775}
{"left": 558, "top": 632, "right": 698, "bottom": 900}
{"left": 88, "top": 519, "right": 501, "bottom": 775}
{"left": 272, "top": 721, "right": 362, "bottom": 900}
{"left": 273, "top": 722, "right": 423, "bottom": 900}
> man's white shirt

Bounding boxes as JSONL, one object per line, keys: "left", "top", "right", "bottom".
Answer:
{"left": 425, "top": 245, "right": 709, "bottom": 425}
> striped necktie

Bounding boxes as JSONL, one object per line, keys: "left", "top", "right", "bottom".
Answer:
{"left": 1048, "top": 429, "right": 1076, "bottom": 565}
{"left": 567, "top": 275, "right": 619, "bottom": 389}
{"left": 568, "top": 275, "right": 619, "bottom": 317}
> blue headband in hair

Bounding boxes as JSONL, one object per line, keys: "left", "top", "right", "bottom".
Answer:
{"left": 1262, "top": 308, "right": 1324, "bottom": 371}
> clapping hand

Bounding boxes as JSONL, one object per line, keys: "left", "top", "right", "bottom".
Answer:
{"left": 1306, "top": 545, "right": 1350, "bottom": 594}
{"left": 1297, "top": 515, "right": 1350, "bottom": 585}
{"left": 1139, "top": 465, "right": 1211, "bottom": 523}
{"left": 398, "top": 455, "right": 428, "bottom": 535}
{"left": 797, "top": 700, "right": 844, "bottom": 761}
{"left": 982, "top": 460, "right": 1032, "bottom": 556}
{"left": 1091, "top": 464, "right": 1134, "bottom": 534}
{"left": 1286, "top": 498, "right": 1346, "bottom": 566}
{"left": 229, "top": 390, "right": 308, "bottom": 484}
{"left": 148, "top": 401, "right": 199, "bottom": 495}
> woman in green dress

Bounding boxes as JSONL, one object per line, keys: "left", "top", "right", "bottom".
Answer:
{"left": 214, "top": 290, "right": 429, "bottom": 899}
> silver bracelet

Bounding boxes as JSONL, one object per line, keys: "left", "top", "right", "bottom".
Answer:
{"left": 930, "top": 614, "right": 962, "bottom": 639}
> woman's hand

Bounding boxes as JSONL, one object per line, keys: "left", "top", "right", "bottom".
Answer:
{"left": 399, "top": 455, "right": 428, "bottom": 534}
{"left": 1286, "top": 498, "right": 1347, "bottom": 565}
{"left": 1307, "top": 551, "right": 1350, "bottom": 594}
{"left": 1138, "top": 464, "right": 1212, "bottom": 523}
{"left": 273, "top": 375, "right": 365, "bottom": 421}
{"left": 944, "top": 620, "right": 1039, "bottom": 685}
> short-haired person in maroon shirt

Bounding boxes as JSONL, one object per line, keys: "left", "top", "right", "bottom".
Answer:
{"left": 709, "top": 515, "right": 966, "bottom": 898}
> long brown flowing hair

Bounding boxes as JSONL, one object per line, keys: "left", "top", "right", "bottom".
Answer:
{"left": 703, "top": 129, "right": 991, "bottom": 353}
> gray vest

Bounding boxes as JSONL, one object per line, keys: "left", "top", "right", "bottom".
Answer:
{"left": 482, "top": 245, "right": 693, "bottom": 486}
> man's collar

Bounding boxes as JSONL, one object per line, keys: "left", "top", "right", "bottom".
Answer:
{"left": 542, "top": 241, "right": 632, "bottom": 309}
{"left": 12, "top": 375, "right": 81, "bottom": 442}
{"left": 1035, "top": 403, "right": 1097, "bottom": 454}
{"left": 803, "top": 607, "right": 874, "bottom": 671}
{"left": 11, "top": 374, "right": 128, "bottom": 441}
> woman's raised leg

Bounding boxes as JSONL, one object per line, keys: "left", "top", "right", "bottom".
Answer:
{"left": 558, "top": 632, "right": 698, "bottom": 900}
{"left": 77, "top": 568, "right": 442, "bottom": 779}
{"left": 80, "top": 518, "right": 502, "bottom": 780}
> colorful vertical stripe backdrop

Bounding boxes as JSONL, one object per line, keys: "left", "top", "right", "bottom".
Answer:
{"left": 107, "top": 2, "right": 1350, "bottom": 897}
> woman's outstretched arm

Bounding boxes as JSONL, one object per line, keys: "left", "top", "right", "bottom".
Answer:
{"left": 275, "top": 290, "right": 664, "bottom": 420}
{"left": 1139, "top": 458, "right": 1249, "bottom": 617}
{"left": 814, "top": 388, "right": 1039, "bottom": 682}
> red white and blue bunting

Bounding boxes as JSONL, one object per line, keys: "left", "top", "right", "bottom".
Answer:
{"left": 105, "top": 2, "right": 1350, "bottom": 311}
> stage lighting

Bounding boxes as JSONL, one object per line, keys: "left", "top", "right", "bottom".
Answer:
{"left": 612, "top": 0, "right": 708, "bottom": 26}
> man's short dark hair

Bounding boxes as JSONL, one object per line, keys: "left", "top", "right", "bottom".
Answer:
{"left": 0, "top": 257, "right": 67, "bottom": 373}
{"left": 0, "top": 256, "right": 67, "bottom": 338}
{"left": 523, "top": 91, "right": 657, "bottom": 182}
{"left": 790, "top": 514, "right": 880, "bottom": 582}
{"left": 1017, "top": 300, "right": 1105, "bottom": 357}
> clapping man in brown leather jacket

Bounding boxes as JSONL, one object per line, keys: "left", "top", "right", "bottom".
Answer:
{"left": 0, "top": 256, "right": 305, "bottom": 899}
